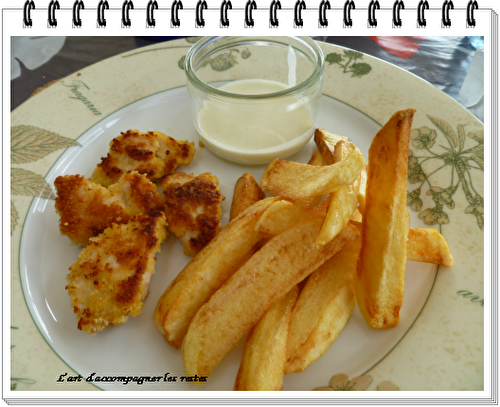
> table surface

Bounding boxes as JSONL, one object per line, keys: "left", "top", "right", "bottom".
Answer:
{"left": 11, "top": 36, "right": 483, "bottom": 122}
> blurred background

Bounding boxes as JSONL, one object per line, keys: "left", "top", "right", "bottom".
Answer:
{"left": 11, "top": 36, "right": 484, "bottom": 122}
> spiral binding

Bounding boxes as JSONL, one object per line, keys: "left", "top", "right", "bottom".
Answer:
{"left": 318, "top": 0, "right": 330, "bottom": 27}
{"left": 442, "top": 0, "right": 454, "bottom": 27}
{"left": 417, "top": 0, "right": 429, "bottom": 27}
{"left": 269, "top": 0, "right": 280, "bottom": 27}
{"left": 343, "top": 0, "right": 354, "bottom": 27}
{"left": 195, "top": 0, "right": 207, "bottom": 27}
{"left": 293, "top": 0, "right": 306, "bottom": 27}
{"left": 48, "top": 0, "right": 59, "bottom": 27}
{"left": 244, "top": 0, "right": 256, "bottom": 27}
{"left": 122, "top": 0, "right": 133, "bottom": 27}
{"left": 393, "top": 0, "right": 404, "bottom": 27}
{"left": 21, "top": 0, "right": 481, "bottom": 30}
{"left": 23, "top": 0, "right": 35, "bottom": 27}
{"left": 367, "top": 0, "right": 380, "bottom": 27}
{"left": 72, "top": 0, "right": 84, "bottom": 27}
{"left": 97, "top": 0, "right": 108, "bottom": 27}
{"left": 147, "top": 0, "right": 158, "bottom": 26}
{"left": 171, "top": 0, "right": 182, "bottom": 26}
{"left": 220, "top": 0, "right": 231, "bottom": 27}
{"left": 467, "top": 0, "right": 478, "bottom": 26}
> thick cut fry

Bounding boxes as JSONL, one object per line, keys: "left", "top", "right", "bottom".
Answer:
{"left": 181, "top": 220, "right": 359, "bottom": 377}
{"left": 292, "top": 151, "right": 324, "bottom": 209}
{"left": 255, "top": 200, "right": 324, "bottom": 238}
{"left": 234, "top": 286, "right": 299, "bottom": 391}
{"left": 314, "top": 128, "right": 349, "bottom": 165}
{"left": 260, "top": 142, "right": 366, "bottom": 200}
{"left": 229, "top": 172, "right": 265, "bottom": 222}
{"left": 154, "top": 197, "right": 280, "bottom": 349}
{"left": 284, "top": 238, "right": 360, "bottom": 374}
{"left": 355, "top": 109, "right": 415, "bottom": 329}
{"left": 407, "top": 228, "right": 453, "bottom": 266}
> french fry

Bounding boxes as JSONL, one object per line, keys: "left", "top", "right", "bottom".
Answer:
{"left": 292, "top": 151, "right": 325, "bottom": 209}
{"left": 233, "top": 187, "right": 299, "bottom": 391}
{"left": 352, "top": 218, "right": 453, "bottom": 267}
{"left": 182, "top": 220, "right": 359, "bottom": 378}
{"left": 284, "top": 238, "right": 360, "bottom": 374}
{"left": 314, "top": 128, "right": 349, "bottom": 165}
{"left": 154, "top": 197, "right": 280, "bottom": 349}
{"left": 234, "top": 286, "right": 299, "bottom": 391}
{"left": 229, "top": 172, "right": 265, "bottom": 222}
{"left": 260, "top": 142, "right": 366, "bottom": 200}
{"left": 355, "top": 109, "right": 415, "bottom": 329}
{"left": 317, "top": 140, "right": 360, "bottom": 246}
{"left": 356, "top": 167, "right": 368, "bottom": 215}
{"left": 407, "top": 228, "right": 453, "bottom": 266}
{"left": 255, "top": 200, "right": 323, "bottom": 238}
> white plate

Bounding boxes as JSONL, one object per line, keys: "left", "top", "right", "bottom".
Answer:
{"left": 11, "top": 38, "right": 484, "bottom": 392}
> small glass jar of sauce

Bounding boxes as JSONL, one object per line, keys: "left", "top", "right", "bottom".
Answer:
{"left": 184, "top": 37, "right": 324, "bottom": 165}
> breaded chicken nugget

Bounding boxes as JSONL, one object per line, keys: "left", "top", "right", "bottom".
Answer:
{"left": 160, "top": 172, "right": 224, "bottom": 256}
{"left": 91, "top": 129, "right": 195, "bottom": 186}
{"left": 54, "top": 171, "right": 163, "bottom": 247}
{"left": 66, "top": 211, "right": 167, "bottom": 334}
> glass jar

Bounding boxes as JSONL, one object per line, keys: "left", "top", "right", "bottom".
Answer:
{"left": 184, "top": 36, "right": 324, "bottom": 165}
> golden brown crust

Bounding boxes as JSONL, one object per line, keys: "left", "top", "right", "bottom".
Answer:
{"left": 91, "top": 130, "right": 195, "bottom": 187}
{"left": 66, "top": 211, "right": 167, "bottom": 334}
{"left": 160, "top": 172, "right": 224, "bottom": 256}
{"left": 54, "top": 171, "right": 163, "bottom": 246}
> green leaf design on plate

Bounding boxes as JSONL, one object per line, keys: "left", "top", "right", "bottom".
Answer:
{"left": 11, "top": 168, "right": 55, "bottom": 200}
{"left": 11, "top": 200, "right": 18, "bottom": 235}
{"left": 325, "top": 52, "right": 343, "bottom": 65}
{"left": 178, "top": 48, "right": 251, "bottom": 72}
{"left": 407, "top": 116, "right": 484, "bottom": 230}
{"left": 11, "top": 327, "right": 36, "bottom": 390}
{"left": 427, "top": 115, "right": 458, "bottom": 149}
{"left": 11, "top": 125, "right": 80, "bottom": 164}
{"left": 325, "top": 50, "right": 372, "bottom": 78}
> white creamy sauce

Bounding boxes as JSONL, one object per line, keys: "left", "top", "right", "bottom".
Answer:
{"left": 197, "top": 79, "right": 313, "bottom": 162}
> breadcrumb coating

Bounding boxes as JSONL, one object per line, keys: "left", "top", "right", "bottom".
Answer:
{"left": 54, "top": 171, "right": 163, "bottom": 247}
{"left": 66, "top": 211, "right": 167, "bottom": 334}
{"left": 160, "top": 172, "right": 224, "bottom": 256}
{"left": 91, "top": 130, "right": 196, "bottom": 187}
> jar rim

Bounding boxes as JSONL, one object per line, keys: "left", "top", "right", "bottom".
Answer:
{"left": 184, "top": 36, "right": 324, "bottom": 100}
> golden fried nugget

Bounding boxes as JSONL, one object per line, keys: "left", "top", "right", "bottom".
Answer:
{"left": 91, "top": 130, "right": 195, "bottom": 186}
{"left": 54, "top": 171, "right": 163, "bottom": 246}
{"left": 66, "top": 212, "right": 167, "bottom": 334}
{"left": 160, "top": 172, "right": 224, "bottom": 256}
